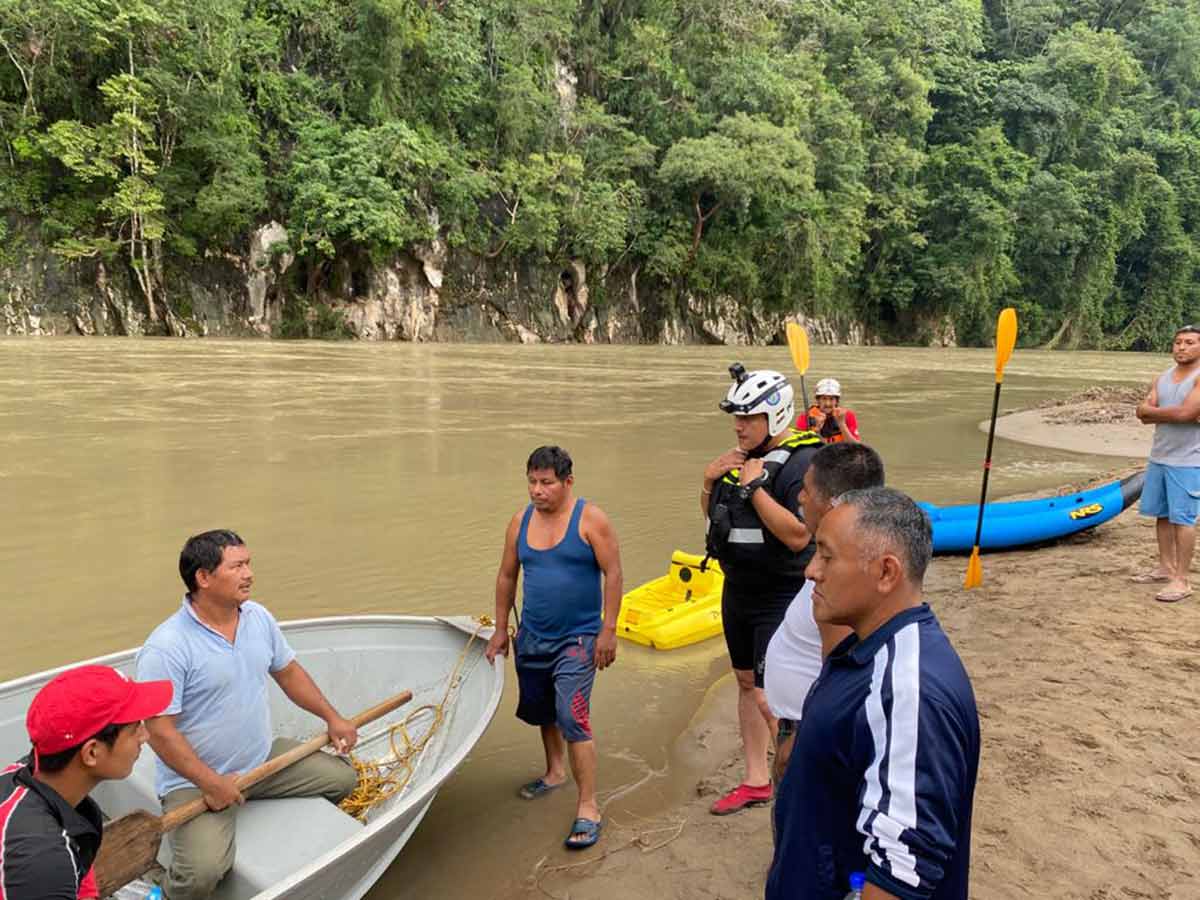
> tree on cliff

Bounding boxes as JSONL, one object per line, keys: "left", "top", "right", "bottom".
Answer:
{"left": 1, "top": 0, "right": 1200, "bottom": 347}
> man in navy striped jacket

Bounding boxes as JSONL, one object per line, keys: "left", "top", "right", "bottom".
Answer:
{"left": 767, "top": 487, "right": 979, "bottom": 900}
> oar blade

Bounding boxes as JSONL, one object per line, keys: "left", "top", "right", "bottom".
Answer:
{"left": 994, "top": 308, "right": 1018, "bottom": 382}
{"left": 963, "top": 547, "right": 983, "bottom": 589}
{"left": 786, "top": 322, "right": 810, "bottom": 375}
{"left": 94, "top": 809, "right": 165, "bottom": 896}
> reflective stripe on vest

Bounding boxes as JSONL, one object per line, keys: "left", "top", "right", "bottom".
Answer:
{"left": 729, "top": 528, "right": 764, "bottom": 544}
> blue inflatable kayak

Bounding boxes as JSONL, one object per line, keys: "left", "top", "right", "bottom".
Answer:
{"left": 920, "top": 471, "right": 1144, "bottom": 554}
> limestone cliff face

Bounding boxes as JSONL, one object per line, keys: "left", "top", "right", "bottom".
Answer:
{"left": 0, "top": 219, "right": 880, "bottom": 346}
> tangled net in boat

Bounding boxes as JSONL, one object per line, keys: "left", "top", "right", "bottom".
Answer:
{"left": 337, "top": 617, "right": 493, "bottom": 821}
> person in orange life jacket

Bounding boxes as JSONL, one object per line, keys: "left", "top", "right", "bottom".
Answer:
{"left": 701, "top": 364, "right": 821, "bottom": 815}
{"left": 798, "top": 378, "right": 860, "bottom": 444}
{"left": 0, "top": 665, "right": 172, "bottom": 900}
{"left": 486, "top": 445, "right": 623, "bottom": 850}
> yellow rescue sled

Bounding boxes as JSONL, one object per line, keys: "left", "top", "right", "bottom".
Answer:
{"left": 616, "top": 551, "right": 724, "bottom": 650}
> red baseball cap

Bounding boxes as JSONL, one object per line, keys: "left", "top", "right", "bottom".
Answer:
{"left": 26, "top": 665, "right": 173, "bottom": 755}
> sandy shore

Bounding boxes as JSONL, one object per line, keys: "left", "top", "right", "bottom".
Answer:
{"left": 509, "top": 396, "right": 1200, "bottom": 900}
{"left": 988, "top": 385, "right": 1152, "bottom": 458}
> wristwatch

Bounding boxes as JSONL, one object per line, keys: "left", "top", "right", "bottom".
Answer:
{"left": 737, "top": 471, "right": 770, "bottom": 501}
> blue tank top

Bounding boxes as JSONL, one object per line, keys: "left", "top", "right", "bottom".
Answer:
{"left": 518, "top": 498, "right": 602, "bottom": 640}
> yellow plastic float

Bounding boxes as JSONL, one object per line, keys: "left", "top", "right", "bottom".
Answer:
{"left": 616, "top": 550, "right": 724, "bottom": 650}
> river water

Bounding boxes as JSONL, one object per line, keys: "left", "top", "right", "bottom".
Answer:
{"left": 0, "top": 338, "right": 1164, "bottom": 896}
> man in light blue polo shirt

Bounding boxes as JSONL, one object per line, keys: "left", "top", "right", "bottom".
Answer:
{"left": 136, "top": 530, "right": 359, "bottom": 900}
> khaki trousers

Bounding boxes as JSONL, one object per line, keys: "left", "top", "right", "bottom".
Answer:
{"left": 159, "top": 738, "right": 358, "bottom": 900}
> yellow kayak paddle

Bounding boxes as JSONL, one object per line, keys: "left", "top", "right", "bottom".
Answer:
{"left": 786, "top": 321, "right": 812, "bottom": 412}
{"left": 964, "top": 308, "right": 1018, "bottom": 589}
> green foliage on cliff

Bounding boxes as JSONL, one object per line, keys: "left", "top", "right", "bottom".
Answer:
{"left": 3, "top": 0, "right": 1200, "bottom": 346}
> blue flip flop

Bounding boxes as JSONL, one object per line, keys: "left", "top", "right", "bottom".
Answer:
{"left": 564, "top": 817, "right": 602, "bottom": 849}
{"left": 518, "top": 777, "right": 565, "bottom": 800}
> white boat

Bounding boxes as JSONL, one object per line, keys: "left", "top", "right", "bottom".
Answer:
{"left": 0, "top": 615, "right": 504, "bottom": 900}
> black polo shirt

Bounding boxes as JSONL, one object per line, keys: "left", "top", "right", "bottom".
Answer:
{"left": 0, "top": 760, "right": 103, "bottom": 900}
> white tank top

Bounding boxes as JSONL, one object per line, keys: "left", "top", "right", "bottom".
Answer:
{"left": 764, "top": 581, "right": 823, "bottom": 720}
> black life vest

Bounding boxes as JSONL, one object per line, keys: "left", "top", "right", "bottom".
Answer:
{"left": 705, "top": 429, "right": 822, "bottom": 583}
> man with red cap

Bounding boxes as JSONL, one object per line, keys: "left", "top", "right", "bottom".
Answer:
{"left": 0, "top": 664, "right": 172, "bottom": 900}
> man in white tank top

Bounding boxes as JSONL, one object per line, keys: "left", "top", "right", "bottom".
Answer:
{"left": 764, "top": 442, "right": 885, "bottom": 786}
{"left": 1134, "top": 325, "right": 1200, "bottom": 602}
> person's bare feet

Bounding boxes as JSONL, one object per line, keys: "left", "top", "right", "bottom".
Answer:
{"left": 1155, "top": 580, "right": 1192, "bottom": 602}
{"left": 575, "top": 799, "right": 600, "bottom": 822}
{"left": 1131, "top": 569, "right": 1172, "bottom": 584}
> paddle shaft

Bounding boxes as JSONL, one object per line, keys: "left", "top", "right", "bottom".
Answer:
{"left": 160, "top": 689, "right": 412, "bottom": 830}
{"left": 970, "top": 381, "right": 1004, "bottom": 549}
{"left": 799, "top": 375, "right": 810, "bottom": 418}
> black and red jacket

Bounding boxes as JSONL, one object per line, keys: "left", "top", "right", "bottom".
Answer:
{"left": 0, "top": 761, "right": 101, "bottom": 900}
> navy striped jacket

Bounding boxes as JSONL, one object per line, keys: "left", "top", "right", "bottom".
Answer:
{"left": 767, "top": 604, "right": 980, "bottom": 900}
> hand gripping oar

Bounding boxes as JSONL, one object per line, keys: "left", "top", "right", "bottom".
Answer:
{"left": 93, "top": 689, "right": 413, "bottom": 896}
{"left": 964, "top": 308, "right": 1018, "bottom": 589}
{"left": 786, "top": 322, "right": 812, "bottom": 414}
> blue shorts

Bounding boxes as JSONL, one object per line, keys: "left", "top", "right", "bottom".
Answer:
{"left": 514, "top": 630, "right": 596, "bottom": 742}
{"left": 1140, "top": 461, "right": 1200, "bottom": 526}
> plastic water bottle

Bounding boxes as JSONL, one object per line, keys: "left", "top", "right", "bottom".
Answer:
{"left": 843, "top": 871, "right": 866, "bottom": 900}
{"left": 147, "top": 888, "right": 163, "bottom": 900}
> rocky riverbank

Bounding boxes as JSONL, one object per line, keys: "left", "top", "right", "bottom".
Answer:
{"left": 1, "top": 221, "right": 882, "bottom": 346}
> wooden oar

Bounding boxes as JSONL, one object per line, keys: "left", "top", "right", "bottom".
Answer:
{"left": 94, "top": 689, "right": 413, "bottom": 896}
{"left": 964, "top": 308, "right": 1018, "bottom": 589}
{"left": 786, "top": 322, "right": 812, "bottom": 414}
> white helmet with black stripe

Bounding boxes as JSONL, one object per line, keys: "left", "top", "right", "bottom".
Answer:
{"left": 719, "top": 364, "right": 795, "bottom": 437}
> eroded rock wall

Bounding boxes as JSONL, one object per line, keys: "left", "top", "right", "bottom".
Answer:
{"left": 1, "top": 218, "right": 878, "bottom": 346}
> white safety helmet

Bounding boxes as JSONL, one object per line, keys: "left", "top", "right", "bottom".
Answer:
{"left": 815, "top": 377, "right": 842, "bottom": 398}
{"left": 719, "top": 365, "right": 795, "bottom": 437}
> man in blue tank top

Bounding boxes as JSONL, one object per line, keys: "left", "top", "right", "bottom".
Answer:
{"left": 485, "top": 446, "right": 624, "bottom": 850}
{"left": 1134, "top": 325, "right": 1200, "bottom": 603}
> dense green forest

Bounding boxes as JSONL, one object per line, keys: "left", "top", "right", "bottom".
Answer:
{"left": 2, "top": 0, "right": 1199, "bottom": 346}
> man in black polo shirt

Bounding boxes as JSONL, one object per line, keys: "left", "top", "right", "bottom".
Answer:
{"left": 0, "top": 664, "right": 172, "bottom": 900}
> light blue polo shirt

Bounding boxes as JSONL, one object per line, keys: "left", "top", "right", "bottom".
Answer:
{"left": 135, "top": 597, "right": 296, "bottom": 798}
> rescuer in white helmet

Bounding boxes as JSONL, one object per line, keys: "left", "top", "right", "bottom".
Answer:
{"left": 798, "top": 376, "right": 861, "bottom": 444}
{"left": 699, "top": 363, "right": 822, "bottom": 815}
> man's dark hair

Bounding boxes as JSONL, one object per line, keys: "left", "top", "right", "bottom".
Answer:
{"left": 526, "top": 446, "right": 573, "bottom": 480}
{"left": 34, "top": 722, "right": 124, "bottom": 774}
{"left": 179, "top": 529, "right": 245, "bottom": 592}
{"left": 809, "top": 442, "right": 885, "bottom": 501}
{"left": 837, "top": 487, "right": 932, "bottom": 583}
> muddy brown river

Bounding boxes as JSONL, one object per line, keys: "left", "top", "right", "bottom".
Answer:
{"left": 0, "top": 338, "right": 1164, "bottom": 896}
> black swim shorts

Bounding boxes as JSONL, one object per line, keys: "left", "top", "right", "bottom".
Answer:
{"left": 720, "top": 579, "right": 802, "bottom": 688}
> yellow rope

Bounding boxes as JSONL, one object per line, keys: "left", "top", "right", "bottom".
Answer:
{"left": 338, "top": 616, "right": 491, "bottom": 820}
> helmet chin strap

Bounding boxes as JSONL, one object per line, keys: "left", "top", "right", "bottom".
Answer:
{"left": 747, "top": 433, "right": 773, "bottom": 457}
